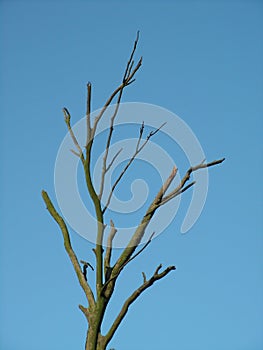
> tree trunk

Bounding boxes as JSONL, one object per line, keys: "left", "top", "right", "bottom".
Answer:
{"left": 85, "top": 297, "right": 108, "bottom": 350}
{"left": 85, "top": 330, "right": 101, "bottom": 350}
{"left": 85, "top": 327, "right": 107, "bottom": 350}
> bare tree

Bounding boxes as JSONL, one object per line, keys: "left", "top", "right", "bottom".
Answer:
{"left": 42, "top": 32, "right": 224, "bottom": 350}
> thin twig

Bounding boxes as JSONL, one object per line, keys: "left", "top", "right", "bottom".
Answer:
{"left": 123, "top": 31, "right": 140, "bottom": 81}
{"left": 80, "top": 260, "right": 94, "bottom": 271}
{"left": 101, "top": 231, "right": 156, "bottom": 294}
{"left": 161, "top": 158, "right": 225, "bottom": 205}
{"left": 99, "top": 91, "right": 123, "bottom": 200}
{"left": 70, "top": 149, "right": 82, "bottom": 157}
{"left": 103, "top": 263, "right": 176, "bottom": 347}
{"left": 135, "top": 121, "right": 145, "bottom": 150}
{"left": 86, "top": 82, "right": 92, "bottom": 147}
{"left": 102, "top": 122, "right": 166, "bottom": 214}
{"left": 142, "top": 272, "right": 147, "bottom": 283}
{"left": 80, "top": 260, "right": 94, "bottom": 281}
{"left": 99, "top": 33, "right": 142, "bottom": 199}
{"left": 91, "top": 38, "right": 142, "bottom": 139}
{"left": 62, "top": 108, "right": 84, "bottom": 163}
{"left": 159, "top": 181, "right": 196, "bottom": 207}
{"left": 106, "top": 148, "right": 123, "bottom": 173}
{"left": 122, "top": 231, "right": 156, "bottom": 267}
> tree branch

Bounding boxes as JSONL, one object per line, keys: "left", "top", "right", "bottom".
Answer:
{"left": 161, "top": 158, "right": 225, "bottom": 205}
{"left": 81, "top": 34, "right": 142, "bottom": 295}
{"left": 101, "top": 231, "right": 156, "bottom": 295}
{"left": 106, "top": 148, "right": 123, "bottom": 173}
{"left": 91, "top": 32, "right": 142, "bottom": 140}
{"left": 107, "top": 165, "right": 177, "bottom": 283}
{"left": 102, "top": 122, "right": 166, "bottom": 214}
{"left": 86, "top": 82, "right": 92, "bottom": 147}
{"left": 123, "top": 31, "right": 140, "bottom": 81}
{"left": 99, "top": 32, "right": 141, "bottom": 199}
{"left": 104, "top": 263, "right": 176, "bottom": 346}
{"left": 41, "top": 190, "right": 95, "bottom": 309}
{"left": 108, "top": 159, "right": 224, "bottom": 289}
{"left": 123, "top": 231, "right": 156, "bottom": 267}
{"left": 83, "top": 142, "right": 104, "bottom": 295}
{"left": 104, "top": 220, "right": 118, "bottom": 282}
{"left": 62, "top": 108, "right": 85, "bottom": 163}
{"left": 80, "top": 260, "right": 94, "bottom": 281}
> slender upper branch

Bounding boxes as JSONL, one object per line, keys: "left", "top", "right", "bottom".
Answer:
{"left": 102, "top": 122, "right": 166, "bottom": 214}
{"left": 90, "top": 34, "right": 142, "bottom": 140}
{"left": 98, "top": 93, "right": 122, "bottom": 200}
{"left": 123, "top": 31, "right": 140, "bottom": 81}
{"left": 86, "top": 82, "right": 92, "bottom": 146}
{"left": 104, "top": 263, "right": 176, "bottom": 346}
{"left": 62, "top": 108, "right": 85, "bottom": 163}
{"left": 161, "top": 158, "right": 225, "bottom": 205}
{"left": 123, "top": 231, "right": 155, "bottom": 267}
{"left": 99, "top": 32, "right": 142, "bottom": 199}
{"left": 41, "top": 190, "right": 95, "bottom": 309}
{"left": 104, "top": 220, "right": 118, "bottom": 280}
{"left": 106, "top": 148, "right": 123, "bottom": 173}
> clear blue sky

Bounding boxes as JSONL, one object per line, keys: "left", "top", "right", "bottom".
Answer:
{"left": 1, "top": 1, "right": 262, "bottom": 350}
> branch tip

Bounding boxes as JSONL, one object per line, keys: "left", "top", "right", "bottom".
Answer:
{"left": 80, "top": 260, "right": 94, "bottom": 271}
{"left": 62, "top": 107, "right": 71, "bottom": 124}
{"left": 142, "top": 272, "right": 147, "bottom": 283}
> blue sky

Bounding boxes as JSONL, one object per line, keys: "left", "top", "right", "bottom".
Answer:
{"left": 0, "top": 1, "right": 262, "bottom": 350}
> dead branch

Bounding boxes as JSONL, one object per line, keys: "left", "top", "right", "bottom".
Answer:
{"left": 142, "top": 272, "right": 147, "bottom": 283}
{"left": 108, "top": 165, "right": 178, "bottom": 281}
{"left": 62, "top": 108, "right": 84, "bottom": 162}
{"left": 124, "top": 231, "right": 156, "bottom": 267}
{"left": 86, "top": 82, "right": 92, "bottom": 146}
{"left": 99, "top": 32, "right": 141, "bottom": 199}
{"left": 42, "top": 31, "right": 226, "bottom": 350}
{"left": 159, "top": 181, "right": 196, "bottom": 207}
{"left": 80, "top": 260, "right": 94, "bottom": 281}
{"left": 91, "top": 32, "right": 142, "bottom": 140}
{"left": 161, "top": 158, "right": 225, "bottom": 205}
{"left": 102, "top": 122, "right": 166, "bottom": 214}
{"left": 123, "top": 31, "right": 140, "bottom": 81}
{"left": 80, "top": 260, "right": 94, "bottom": 271}
{"left": 41, "top": 190, "right": 95, "bottom": 308}
{"left": 81, "top": 35, "right": 142, "bottom": 293}
{"left": 70, "top": 149, "right": 81, "bottom": 157}
{"left": 108, "top": 159, "right": 224, "bottom": 289}
{"left": 103, "top": 263, "right": 176, "bottom": 347}
{"left": 101, "top": 231, "right": 156, "bottom": 295}
{"left": 106, "top": 148, "right": 123, "bottom": 173}
{"left": 83, "top": 144, "right": 104, "bottom": 293}
{"left": 104, "top": 220, "right": 118, "bottom": 281}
